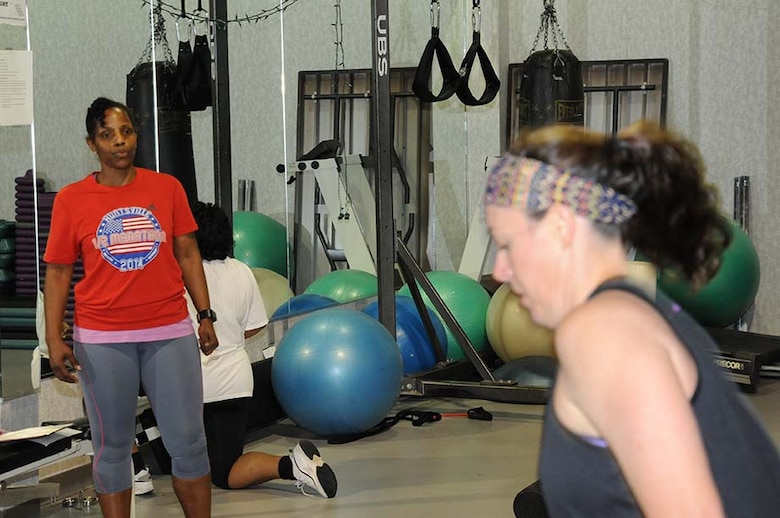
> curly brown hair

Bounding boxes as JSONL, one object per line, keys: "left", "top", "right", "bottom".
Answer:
{"left": 191, "top": 202, "right": 234, "bottom": 261}
{"left": 508, "top": 121, "right": 730, "bottom": 288}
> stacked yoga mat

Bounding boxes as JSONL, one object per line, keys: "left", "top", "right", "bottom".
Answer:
{"left": 13, "top": 170, "right": 82, "bottom": 345}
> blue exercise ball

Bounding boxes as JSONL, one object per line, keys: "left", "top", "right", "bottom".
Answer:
{"left": 493, "top": 355, "right": 558, "bottom": 388}
{"left": 271, "top": 308, "right": 403, "bottom": 437}
{"left": 363, "top": 296, "right": 447, "bottom": 375}
{"left": 271, "top": 293, "right": 337, "bottom": 321}
{"left": 397, "top": 270, "right": 491, "bottom": 361}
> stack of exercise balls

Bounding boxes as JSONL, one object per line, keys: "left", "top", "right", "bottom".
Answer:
{"left": 657, "top": 217, "right": 760, "bottom": 328}
{"left": 271, "top": 308, "right": 403, "bottom": 437}
{"left": 363, "top": 295, "right": 448, "bottom": 374}
{"left": 486, "top": 283, "right": 557, "bottom": 387}
{"left": 397, "top": 270, "right": 491, "bottom": 361}
{"left": 233, "top": 211, "right": 289, "bottom": 276}
{"left": 304, "top": 268, "right": 378, "bottom": 303}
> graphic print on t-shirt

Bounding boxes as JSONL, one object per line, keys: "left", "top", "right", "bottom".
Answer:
{"left": 92, "top": 206, "right": 167, "bottom": 272}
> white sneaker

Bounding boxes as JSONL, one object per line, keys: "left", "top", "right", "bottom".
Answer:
{"left": 133, "top": 467, "right": 155, "bottom": 495}
{"left": 290, "top": 440, "right": 337, "bottom": 498}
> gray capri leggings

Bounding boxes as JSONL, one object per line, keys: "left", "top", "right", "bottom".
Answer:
{"left": 75, "top": 335, "right": 210, "bottom": 494}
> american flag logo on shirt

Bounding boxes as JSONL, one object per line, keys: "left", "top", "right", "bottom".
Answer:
{"left": 94, "top": 207, "right": 166, "bottom": 272}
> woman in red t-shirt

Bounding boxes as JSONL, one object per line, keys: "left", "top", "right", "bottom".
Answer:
{"left": 44, "top": 97, "right": 216, "bottom": 518}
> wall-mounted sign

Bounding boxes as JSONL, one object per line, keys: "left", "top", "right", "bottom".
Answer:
{"left": 0, "top": 50, "right": 33, "bottom": 126}
{"left": 0, "top": 0, "right": 26, "bottom": 27}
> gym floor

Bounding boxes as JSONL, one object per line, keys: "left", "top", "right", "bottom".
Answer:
{"left": 38, "top": 378, "right": 780, "bottom": 518}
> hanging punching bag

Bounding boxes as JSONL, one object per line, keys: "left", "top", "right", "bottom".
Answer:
{"left": 518, "top": 49, "right": 583, "bottom": 127}
{"left": 126, "top": 61, "right": 198, "bottom": 203}
{"left": 126, "top": 5, "right": 198, "bottom": 203}
{"left": 126, "top": 61, "right": 199, "bottom": 203}
{"left": 518, "top": 1, "right": 584, "bottom": 129}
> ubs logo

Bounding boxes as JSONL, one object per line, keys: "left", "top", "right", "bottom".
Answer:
{"left": 376, "top": 15, "right": 388, "bottom": 76}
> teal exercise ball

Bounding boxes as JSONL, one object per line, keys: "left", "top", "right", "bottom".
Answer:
{"left": 272, "top": 308, "right": 403, "bottom": 437}
{"left": 233, "top": 211, "right": 289, "bottom": 276}
{"left": 397, "top": 270, "right": 491, "bottom": 361}
{"left": 657, "top": 218, "right": 760, "bottom": 327}
{"left": 304, "top": 269, "right": 378, "bottom": 303}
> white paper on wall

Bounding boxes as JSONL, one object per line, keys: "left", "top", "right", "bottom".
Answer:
{"left": 0, "top": 0, "right": 26, "bottom": 27}
{"left": 0, "top": 50, "right": 34, "bottom": 126}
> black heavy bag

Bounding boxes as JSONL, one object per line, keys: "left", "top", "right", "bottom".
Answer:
{"left": 518, "top": 0, "right": 584, "bottom": 129}
{"left": 518, "top": 49, "right": 583, "bottom": 128}
{"left": 126, "top": 61, "right": 199, "bottom": 203}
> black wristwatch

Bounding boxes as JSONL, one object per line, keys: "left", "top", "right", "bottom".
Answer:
{"left": 196, "top": 308, "right": 217, "bottom": 323}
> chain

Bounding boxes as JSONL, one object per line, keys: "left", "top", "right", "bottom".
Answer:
{"left": 530, "top": 9, "right": 544, "bottom": 53}
{"left": 528, "top": 0, "right": 571, "bottom": 56}
{"left": 135, "top": 3, "right": 175, "bottom": 69}
{"left": 139, "top": 0, "right": 299, "bottom": 29}
{"left": 333, "top": 0, "right": 345, "bottom": 70}
{"left": 333, "top": 1, "right": 346, "bottom": 215}
{"left": 554, "top": 13, "right": 570, "bottom": 50}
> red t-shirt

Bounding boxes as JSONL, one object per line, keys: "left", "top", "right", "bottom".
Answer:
{"left": 44, "top": 168, "right": 197, "bottom": 331}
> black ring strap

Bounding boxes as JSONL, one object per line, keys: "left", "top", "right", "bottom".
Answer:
{"left": 412, "top": 26, "right": 462, "bottom": 103}
{"left": 456, "top": 30, "right": 501, "bottom": 106}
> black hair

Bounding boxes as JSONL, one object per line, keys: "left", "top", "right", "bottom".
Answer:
{"left": 85, "top": 97, "right": 133, "bottom": 140}
{"left": 509, "top": 121, "right": 730, "bottom": 288}
{"left": 191, "top": 201, "right": 234, "bottom": 261}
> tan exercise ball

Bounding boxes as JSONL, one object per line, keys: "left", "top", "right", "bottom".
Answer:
{"left": 251, "top": 267, "right": 294, "bottom": 316}
{"left": 485, "top": 283, "right": 555, "bottom": 363}
{"left": 626, "top": 261, "right": 657, "bottom": 299}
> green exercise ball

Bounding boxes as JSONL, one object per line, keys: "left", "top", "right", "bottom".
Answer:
{"left": 233, "top": 211, "right": 289, "bottom": 276}
{"left": 398, "top": 270, "right": 491, "bottom": 361}
{"left": 657, "top": 218, "right": 760, "bottom": 327}
{"left": 304, "top": 269, "right": 378, "bottom": 303}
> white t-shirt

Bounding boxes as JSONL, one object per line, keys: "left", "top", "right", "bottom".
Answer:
{"left": 186, "top": 257, "right": 269, "bottom": 403}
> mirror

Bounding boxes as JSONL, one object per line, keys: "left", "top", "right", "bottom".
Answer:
{"left": 0, "top": 0, "right": 494, "bottom": 398}
{"left": 0, "top": 7, "right": 34, "bottom": 399}
{"left": 9, "top": 0, "right": 772, "bottom": 399}
{"left": 0, "top": 1, "right": 227, "bottom": 397}
{"left": 0, "top": 2, "right": 164, "bottom": 398}
{"left": 275, "top": 0, "right": 490, "bottom": 291}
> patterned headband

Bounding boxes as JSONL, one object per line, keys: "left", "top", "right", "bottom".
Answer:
{"left": 483, "top": 155, "right": 637, "bottom": 225}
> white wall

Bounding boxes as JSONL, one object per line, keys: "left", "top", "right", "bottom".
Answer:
{"left": 2, "top": 0, "right": 780, "bottom": 333}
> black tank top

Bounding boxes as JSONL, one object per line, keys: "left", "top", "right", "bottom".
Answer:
{"left": 539, "top": 279, "right": 780, "bottom": 517}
